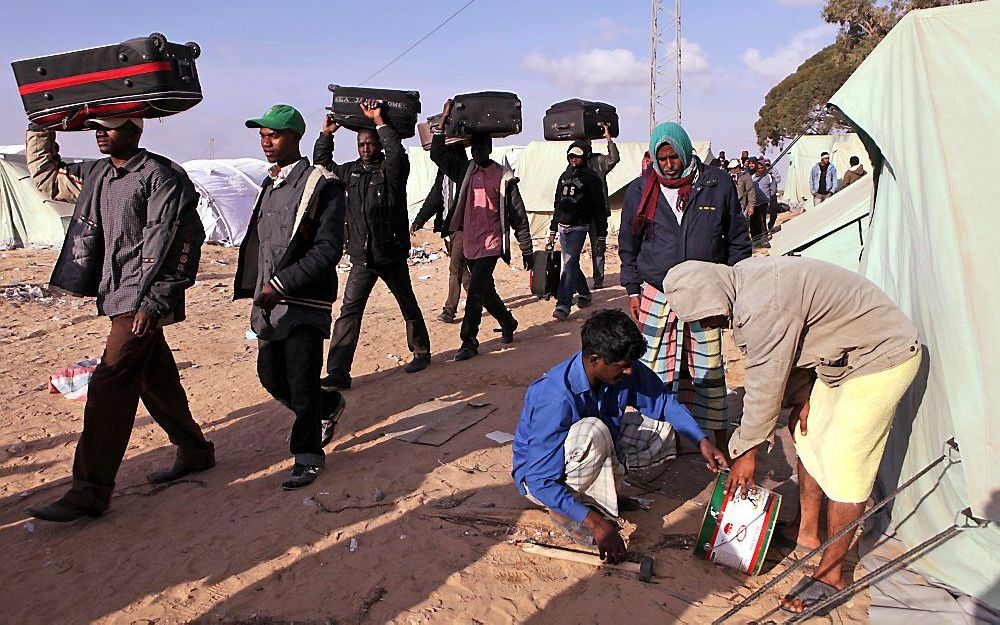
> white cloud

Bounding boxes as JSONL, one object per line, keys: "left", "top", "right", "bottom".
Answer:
{"left": 776, "top": 0, "right": 823, "bottom": 6}
{"left": 586, "top": 18, "right": 637, "bottom": 44}
{"left": 522, "top": 39, "right": 726, "bottom": 97}
{"left": 522, "top": 48, "right": 647, "bottom": 95}
{"left": 741, "top": 23, "right": 837, "bottom": 83}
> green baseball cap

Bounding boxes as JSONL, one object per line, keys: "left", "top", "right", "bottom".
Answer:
{"left": 245, "top": 104, "right": 306, "bottom": 136}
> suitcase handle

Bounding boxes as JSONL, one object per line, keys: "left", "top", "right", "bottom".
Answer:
{"left": 554, "top": 122, "right": 573, "bottom": 130}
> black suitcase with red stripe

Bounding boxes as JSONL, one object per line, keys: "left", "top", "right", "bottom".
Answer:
{"left": 11, "top": 33, "right": 202, "bottom": 131}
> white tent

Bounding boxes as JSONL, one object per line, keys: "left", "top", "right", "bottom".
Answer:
{"left": 0, "top": 156, "right": 70, "bottom": 249}
{"left": 769, "top": 174, "right": 872, "bottom": 271}
{"left": 829, "top": 2, "right": 999, "bottom": 608}
{"left": 183, "top": 158, "right": 269, "bottom": 246}
{"left": 515, "top": 140, "right": 712, "bottom": 239}
{"left": 782, "top": 134, "right": 871, "bottom": 208}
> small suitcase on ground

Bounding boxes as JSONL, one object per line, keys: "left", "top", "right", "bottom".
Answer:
{"left": 530, "top": 249, "right": 561, "bottom": 299}
{"left": 445, "top": 91, "right": 522, "bottom": 138}
{"left": 327, "top": 85, "right": 420, "bottom": 138}
{"left": 417, "top": 113, "right": 471, "bottom": 151}
{"left": 543, "top": 99, "right": 619, "bottom": 141}
{"left": 12, "top": 33, "right": 202, "bottom": 131}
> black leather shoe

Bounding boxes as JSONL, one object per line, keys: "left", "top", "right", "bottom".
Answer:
{"left": 28, "top": 499, "right": 102, "bottom": 522}
{"left": 321, "top": 394, "right": 347, "bottom": 448}
{"left": 320, "top": 371, "right": 352, "bottom": 391}
{"left": 436, "top": 312, "right": 456, "bottom": 323}
{"left": 454, "top": 347, "right": 478, "bottom": 361}
{"left": 148, "top": 442, "right": 216, "bottom": 484}
{"left": 404, "top": 355, "right": 431, "bottom": 373}
{"left": 282, "top": 464, "right": 321, "bottom": 490}
{"left": 499, "top": 320, "right": 518, "bottom": 344}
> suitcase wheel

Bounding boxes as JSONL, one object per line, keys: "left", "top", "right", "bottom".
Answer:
{"left": 36, "top": 66, "right": 47, "bottom": 76}
{"left": 148, "top": 32, "right": 168, "bottom": 52}
{"left": 185, "top": 41, "right": 201, "bottom": 59}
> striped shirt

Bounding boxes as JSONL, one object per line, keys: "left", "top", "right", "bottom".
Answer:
{"left": 96, "top": 150, "right": 164, "bottom": 317}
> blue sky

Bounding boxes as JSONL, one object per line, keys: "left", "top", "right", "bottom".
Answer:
{"left": 1, "top": 0, "right": 835, "bottom": 163}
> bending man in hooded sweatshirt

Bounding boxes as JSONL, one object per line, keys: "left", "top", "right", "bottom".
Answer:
{"left": 663, "top": 256, "right": 922, "bottom": 616}
{"left": 513, "top": 309, "right": 727, "bottom": 563}
{"left": 618, "top": 122, "right": 751, "bottom": 451}
{"left": 432, "top": 99, "right": 534, "bottom": 361}
{"left": 548, "top": 141, "right": 605, "bottom": 321}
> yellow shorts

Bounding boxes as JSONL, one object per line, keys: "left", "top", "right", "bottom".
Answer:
{"left": 794, "top": 352, "right": 922, "bottom": 503}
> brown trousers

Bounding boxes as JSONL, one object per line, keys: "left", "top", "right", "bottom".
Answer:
{"left": 443, "top": 234, "right": 472, "bottom": 317}
{"left": 65, "top": 313, "right": 210, "bottom": 511}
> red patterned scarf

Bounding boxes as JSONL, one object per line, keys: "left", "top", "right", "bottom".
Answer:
{"left": 631, "top": 167, "right": 696, "bottom": 237}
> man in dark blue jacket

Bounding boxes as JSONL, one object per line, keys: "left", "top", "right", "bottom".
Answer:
{"left": 618, "top": 122, "right": 751, "bottom": 451}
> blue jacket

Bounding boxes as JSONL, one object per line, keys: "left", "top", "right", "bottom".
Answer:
{"left": 809, "top": 162, "right": 838, "bottom": 194}
{"left": 512, "top": 353, "right": 705, "bottom": 523}
{"left": 618, "top": 162, "right": 751, "bottom": 296}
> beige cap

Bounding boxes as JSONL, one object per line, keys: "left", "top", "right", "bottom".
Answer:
{"left": 84, "top": 118, "right": 144, "bottom": 130}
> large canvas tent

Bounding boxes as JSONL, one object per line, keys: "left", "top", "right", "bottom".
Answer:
{"left": 782, "top": 133, "right": 871, "bottom": 207}
{"left": 0, "top": 155, "right": 71, "bottom": 249}
{"left": 768, "top": 173, "right": 872, "bottom": 271}
{"left": 828, "top": 2, "right": 999, "bottom": 607}
{"left": 183, "top": 159, "right": 269, "bottom": 246}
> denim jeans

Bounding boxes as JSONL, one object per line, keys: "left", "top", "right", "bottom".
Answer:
{"left": 557, "top": 229, "right": 591, "bottom": 310}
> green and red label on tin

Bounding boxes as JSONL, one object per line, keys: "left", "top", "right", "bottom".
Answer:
{"left": 694, "top": 471, "right": 782, "bottom": 575}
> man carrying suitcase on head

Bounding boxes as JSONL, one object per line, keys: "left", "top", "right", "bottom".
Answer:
{"left": 237, "top": 104, "right": 348, "bottom": 490}
{"left": 25, "top": 118, "right": 214, "bottom": 522}
{"left": 431, "top": 99, "right": 534, "bottom": 361}
{"left": 583, "top": 122, "right": 619, "bottom": 289}
{"left": 314, "top": 100, "right": 432, "bottom": 390}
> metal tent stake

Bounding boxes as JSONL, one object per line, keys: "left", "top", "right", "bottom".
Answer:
{"left": 786, "top": 507, "right": 988, "bottom": 622}
{"left": 712, "top": 437, "right": 961, "bottom": 624}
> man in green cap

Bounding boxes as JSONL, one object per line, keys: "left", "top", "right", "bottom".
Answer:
{"left": 618, "top": 121, "right": 751, "bottom": 453}
{"left": 234, "top": 104, "right": 349, "bottom": 490}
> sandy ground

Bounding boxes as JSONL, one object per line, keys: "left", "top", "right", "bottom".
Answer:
{"left": 0, "top": 226, "right": 870, "bottom": 624}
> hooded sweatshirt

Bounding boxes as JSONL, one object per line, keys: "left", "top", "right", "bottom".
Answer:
{"left": 550, "top": 141, "right": 605, "bottom": 233}
{"left": 663, "top": 256, "right": 920, "bottom": 459}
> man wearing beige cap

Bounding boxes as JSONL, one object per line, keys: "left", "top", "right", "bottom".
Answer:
{"left": 24, "top": 116, "right": 214, "bottom": 521}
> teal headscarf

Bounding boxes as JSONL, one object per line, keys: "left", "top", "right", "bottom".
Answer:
{"left": 649, "top": 121, "right": 696, "bottom": 179}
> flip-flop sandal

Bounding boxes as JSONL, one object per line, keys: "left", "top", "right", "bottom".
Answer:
{"left": 779, "top": 576, "right": 843, "bottom": 616}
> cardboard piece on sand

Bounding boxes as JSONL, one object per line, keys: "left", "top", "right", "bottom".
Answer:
{"left": 392, "top": 399, "right": 497, "bottom": 446}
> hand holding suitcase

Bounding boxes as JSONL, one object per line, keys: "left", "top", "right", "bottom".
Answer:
{"left": 12, "top": 33, "right": 202, "bottom": 131}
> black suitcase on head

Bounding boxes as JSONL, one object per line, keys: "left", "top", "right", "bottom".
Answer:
{"left": 12, "top": 33, "right": 202, "bottom": 131}
{"left": 445, "top": 91, "right": 522, "bottom": 138}
{"left": 543, "top": 99, "right": 619, "bottom": 141}
{"left": 327, "top": 85, "right": 420, "bottom": 138}
{"left": 417, "top": 113, "right": 471, "bottom": 150}
{"left": 530, "top": 249, "right": 561, "bottom": 299}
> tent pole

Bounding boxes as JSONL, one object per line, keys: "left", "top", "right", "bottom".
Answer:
{"left": 786, "top": 508, "right": 988, "bottom": 623}
{"left": 711, "top": 438, "right": 961, "bottom": 624}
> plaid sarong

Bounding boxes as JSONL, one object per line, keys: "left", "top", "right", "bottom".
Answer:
{"left": 637, "top": 283, "right": 729, "bottom": 431}
{"left": 524, "top": 414, "right": 675, "bottom": 519}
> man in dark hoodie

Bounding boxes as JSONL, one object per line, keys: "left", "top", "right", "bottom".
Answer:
{"left": 549, "top": 142, "right": 605, "bottom": 320}
{"left": 431, "top": 99, "right": 534, "bottom": 361}
{"left": 582, "top": 122, "right": 619, "bottom": 289}
{"left": 236, "top": 104, "right": 347, "bottom": 490}
{"left": 619, "top": 122, "right": 751, "bottom": 451}
{"left": 314, "top": 101, "right": 431, "bottom": 390}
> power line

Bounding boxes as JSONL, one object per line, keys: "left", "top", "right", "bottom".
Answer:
{"left": 359, "top": 0, "right": 478, "bottom": 86}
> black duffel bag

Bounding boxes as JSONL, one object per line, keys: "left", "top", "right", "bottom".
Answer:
{"left": 326, "top": 85, "right": 420, "bottom": 138}
{"left": 445, "top": 91, "right": 522, "bottom": 138}
{"left": 12, "top": 32, "right": 202, "bottom": 131}
{"left": 543, "top": 99, "right": 619, "bottom": 141}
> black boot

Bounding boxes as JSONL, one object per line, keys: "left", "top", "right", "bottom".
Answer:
{"left": 28, "top": 498, "right": 102, "bottom": 523}
{"left": 147, "top": 441, "right": 216, "bottom": 484}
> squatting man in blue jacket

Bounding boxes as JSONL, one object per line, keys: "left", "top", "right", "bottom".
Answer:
{"left": 512, "top": 309, "right": 728, "bottom": 563}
